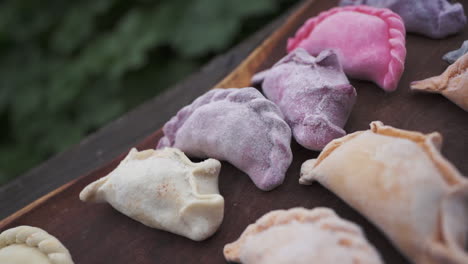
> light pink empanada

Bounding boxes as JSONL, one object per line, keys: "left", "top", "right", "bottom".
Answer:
{"left": 288, "top": 6, "right": 406, "bottom": 92}
{"left": 411, "top": 52, "right": 468, "bottom": 111}
{"left": 224, "top": 207, "right": 383, "bottom": 264}
{"left": 300, "top": 121, "right": 468, "bottom": 264}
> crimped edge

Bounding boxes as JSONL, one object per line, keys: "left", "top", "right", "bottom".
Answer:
{"left": 223, "top": 207, "right": 366, "bottom": 262}
{"left": 287, "top": 5, "right": 406, "bottom": 91}
{"left": 157, "top": 88, "right": 292, "bottom": 191}
{"left": 0, "top": 226, "right": 74, "bottom": 264}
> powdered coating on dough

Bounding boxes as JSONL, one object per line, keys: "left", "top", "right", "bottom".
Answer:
{"left": 224, "top": 207, "right": 383, "bottom": 264}
{"left": 80, "top": 148, "right": 225, "bottom": 241}
{"left": 252, "top": 49, "right": 356, "bottom": 151}
{"left": 287, "top": 5, "right": 406, "bottom": 92}
{"left": 157, "top": 88, "right": 293, "bottom": 191}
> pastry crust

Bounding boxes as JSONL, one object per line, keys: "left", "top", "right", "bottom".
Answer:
{"left": 0, "top": 226, "right": 74, "bottom": 264}
{"left": 80, "top": 147, "right": 224, "bottom": 241}
{"left": 157, "top": 88, "right": 292, "bottom": 191}
{"left": 224, "top": 207, "right": 383, "bottom": 264}
{"left": 287, "top": 5, "right": 406, "bottom": 91}
{"left": 411, "top": 53, "right": 468, "bottom": 112}
{"left": 252, "top": 49, "right": 356, "bottom": 151}
{"left": 300, "top": 121, "right": 468, "bottom": 264}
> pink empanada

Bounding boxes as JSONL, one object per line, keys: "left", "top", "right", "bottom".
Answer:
{"left": 287, "top": 5, "right": 406, "bottom": 92}
{"left": 300, "top": 121, "right": 468, "bottom": 264}
{"left": 252, "top": 48, "right": 356, "bottom": 151}
{"left": 224, "top": 207, "right": 383, "bottom": 264}
{"left": 157, "top": 88, "right": 292, "bottom": 191}
{"left": 411, "top": 52, "right": 468, "bottom": 111}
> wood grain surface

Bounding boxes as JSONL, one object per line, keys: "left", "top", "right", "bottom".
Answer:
{"left": 1, "top": 0, "right": 468, "bottom": 263}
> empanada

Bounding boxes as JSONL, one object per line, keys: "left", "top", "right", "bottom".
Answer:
{"left": 300, "top": 121, "right": 468, "bottom": 264}
{"left": 287, "top": 5, "right": 406, "bottom": 92}
{"left": 0, "top": 226, "right": 74, "bottom": 264}
{"left": 340, "top": 0, "right": 466, "bottom": 39}
{"left": 80, "top": 147, "right": 224, "bottom": 241}
{"left": 411, "top": 52, "right": 468, "bottom": 111}
{"left": 252, "top": 49, "right": 356, "bottom": 151}
{"left": 444, "top": 41, "right": 468, "bottom": 64}
{"left": 157, "top": 88, "right": 293, "bottom": 191}
{"left": 224, "top": 207, "right": 383, "bottom": 264}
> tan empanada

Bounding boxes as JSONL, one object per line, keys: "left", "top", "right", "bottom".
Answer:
{"left": 300, "top": 121, "right": 468, "bottom": 264}
{"left": 411, "top": 52, "right": 468, "bottom": 111}
{"left": 224, "top": 207, "right": 383, "bottom": 264}
{"left": 80, "top": 147, "right": 224, "bottom": 241}
{"left": 0, "top": 226, "right": 74, "bottom": 264}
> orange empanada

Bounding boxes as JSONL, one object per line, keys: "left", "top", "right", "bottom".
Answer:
{"left": 224, "top": 207, "right": 383, "bottom": 264}
{"left": 300, "top": 121, "right": 468, "bottom": 264}
{"left": 411, "top": 53, "right": 468, "bottom": 111}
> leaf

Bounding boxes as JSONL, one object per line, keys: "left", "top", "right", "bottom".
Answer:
{"left": 169, "top": 0, "right": 279, "bottom": 57}
{"left": 0, "top": 0, "right": 70, "bottom": 42}
{"left": 0, "top": 143, "right": 43, "bottom": 184}
{"left": 122, "top": 53, "right": 199, "bottom": 107}
{"left": 51, "top": 0, "right": 117, "bottom": 54}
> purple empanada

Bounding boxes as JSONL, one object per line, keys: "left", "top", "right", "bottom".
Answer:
{"left": 252, "top": 49, "right": 356, "bottom": 151}
{"left": 340, "top": 0, "right": 466, "bottom": 39}
{"left": 157, "top": 88, "right": 293, "bottom": 191}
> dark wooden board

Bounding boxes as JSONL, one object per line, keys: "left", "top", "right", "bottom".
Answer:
{"left": 1, "top": 0, "right": 468, "bottom": 263}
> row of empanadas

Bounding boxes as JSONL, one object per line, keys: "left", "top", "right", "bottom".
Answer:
{"left": 222, "top": 122, "right": 467, "bottom": 264}
{"left": 5, "top": 2, "right": 467, "bottom": 262}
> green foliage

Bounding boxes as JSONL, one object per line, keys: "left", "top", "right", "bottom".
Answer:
{"left": 0, "top": 0, "right": 296, "bottom": 184}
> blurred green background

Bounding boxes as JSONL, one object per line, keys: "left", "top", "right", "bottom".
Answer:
{"left": 0, "top": 0, "right": 297, "bottom": 185}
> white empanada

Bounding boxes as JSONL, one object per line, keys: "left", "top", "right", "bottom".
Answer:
{"left": 80, "top": 147, "right": 224, "bottom": 241}
{"left": 224, "top": 207, "right": 383, "bottom": 264}
{"left": 300, "top": 121, "right": 468, "bottom": 264}
{"left": 0, "top": 226, "right": 74, "bottom": 264}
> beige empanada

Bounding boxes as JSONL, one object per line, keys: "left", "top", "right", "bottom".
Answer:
{"left": 300, "top": 121, "right": 468, "bottom": 264}
{"left": 224, "top": 207, "right": 383, "bottom": 264}
{"left": 0, "top": 226, "right": 74, "bottom": 264}
{"left": 80, "top": 147, "right": 224, "bottom": 241}
{"left": 411, "top": 52, "right": 468, "bottom": 111}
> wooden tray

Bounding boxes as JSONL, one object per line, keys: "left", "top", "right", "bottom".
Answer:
{"left": 1, "top": 0, "right": 467, "bottom": 263}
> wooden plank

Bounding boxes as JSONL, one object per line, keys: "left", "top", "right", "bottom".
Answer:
{"left": 1, "top": 0, "right": 467, "bottom": 263}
